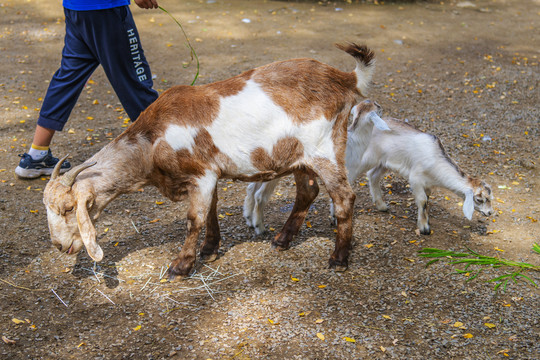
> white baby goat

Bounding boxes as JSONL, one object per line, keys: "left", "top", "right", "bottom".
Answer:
{"left": 358, "top": 115, "right": 494, "bottom": 234}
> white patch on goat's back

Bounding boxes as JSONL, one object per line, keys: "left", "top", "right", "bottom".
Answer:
{"left": 164, "top": 125, "right": 199, "bottom": 152}
{"left": 206, "top": 80, "right": 336, "bottom": 174}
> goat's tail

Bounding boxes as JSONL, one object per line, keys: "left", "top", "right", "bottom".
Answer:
{"left": 335, "top": 43, "right": 375, "bottom": 97}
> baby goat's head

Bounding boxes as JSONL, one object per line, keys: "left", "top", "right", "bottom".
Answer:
{"left": 43, "top": 157, "right": 102, "bottom": 261}
{"left": 349, "top": 99, "right": 390, "bottom": 132}
{"left": 463, "top": 178, "right": 494, "bottom": 219}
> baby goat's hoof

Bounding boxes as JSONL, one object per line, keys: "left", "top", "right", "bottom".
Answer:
{"left": 254, "top": 226, "right": 268, "bottom": 236}
{"left": 419, "top": 227, "right": 432, "bottom": 235}
{"left": 244, "top": 217, "right": 254, "bottom": 228}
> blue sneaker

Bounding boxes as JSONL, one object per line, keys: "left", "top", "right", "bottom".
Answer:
{"left": 15, "top": 150, "right": 71, "bottom": 179}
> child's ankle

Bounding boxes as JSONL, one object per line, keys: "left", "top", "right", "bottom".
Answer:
{"left": 28, "top": 144, "right": 49, "bottom": 161}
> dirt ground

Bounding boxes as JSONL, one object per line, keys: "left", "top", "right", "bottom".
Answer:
{"left": 1, "top": 0, "right": 539, "bottom": 359}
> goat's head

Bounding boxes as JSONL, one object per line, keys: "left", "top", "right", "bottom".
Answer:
{"left": 463, "top": 179, "right": 494, "bottom": 219}
{"left": 43, "top": 156, "right": 102, "bottom": 261}
{"left": 349, "top": 99, "right": 390, "bottom": 132}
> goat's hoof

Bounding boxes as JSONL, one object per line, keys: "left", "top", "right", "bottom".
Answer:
{"left": 419, "top": 227, "right": 432, "bottom": 235}
{"left": 167, "top": 258, "right": 194, "bottom": 280}
{"left": 254, "top": 228, "right": 269, "bottom": 237}
{"left": 271, "top": 241, "right": 290, "bottom": 251}
{"left": 329, "top": 218, "right": 337, "bottom": 227}
{"left": 201, "top": 252, "right": 218, "bottom": 263}
{"left": 329, "top": 258, "right": 348, "bottom": 272}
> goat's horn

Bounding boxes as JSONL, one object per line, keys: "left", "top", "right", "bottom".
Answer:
{"left": 60, "top": 161, "right": 97, "bottom": 187}
{"left": 51, "top": 154, "right": 70, "bottom": 180}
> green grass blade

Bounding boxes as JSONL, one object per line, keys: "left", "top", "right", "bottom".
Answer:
{"left": 159, "top": 6, "right": 200, "bottom": 85}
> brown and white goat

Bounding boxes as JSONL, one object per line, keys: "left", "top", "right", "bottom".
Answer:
{"left": 43, "top": 43, "right": 375, "bottom": 278}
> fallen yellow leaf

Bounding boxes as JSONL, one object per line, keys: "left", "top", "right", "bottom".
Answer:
{"left": 155, "top": 201, "right": 164, "bottom": 205}
{"left": 382, "top": 315, "right": 392, "bottom": 320}
{"left": 318, "top": 285, "right": 327, "bottom": 289}
{"left": 306, "top": 221, "right": 312, "bottom": 228}
{"left": 12, "top": 318, "right": 25, "bottom": 324}
{"left": 2, "top": 335, "right": 16, "bottom": 345}
{"left": 484, "top": 323, "right": 496, "bottom": 329}
{"left": 343, "top": 337, "right": 356, "bottom": 343}
{"left": 316, "top": 333, "right": 325, "bottom": 341}
{"left": 133, "top": 325, "right": 141, "bottom": 331}
{"left": 315, "top": 319, "right": 324, "bottom": 324}
{"left": 463, "top": 333, "right": 474, "bottom": 339}
{"left": 453, "top": 321, "right": 464, "bottom": 328}
{"left": 290, "top": 276, "right": 299, "bottom": 282}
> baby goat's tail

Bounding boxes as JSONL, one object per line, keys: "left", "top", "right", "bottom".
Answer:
{"left": 335, "top": 43, "right": 376, "bottom": 97}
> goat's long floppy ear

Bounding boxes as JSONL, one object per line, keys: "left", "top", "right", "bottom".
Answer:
{"left": 463, "top": 190, "right": 474, "bottom": 220}
{"left": 370, "top": 112, "right": 391, "bottom": 131}
{"left": 76, "top": 192, "right": 103, "bottom": 261}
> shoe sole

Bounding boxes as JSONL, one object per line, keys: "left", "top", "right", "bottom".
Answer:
{"left": 15, "top": 166, "right": 70, "bottom": 179}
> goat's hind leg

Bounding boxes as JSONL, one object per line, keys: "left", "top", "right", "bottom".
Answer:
{"left": 411, "top": 179, "right": 431, "bottom": 235}
{"left": 272, "top": 170, "right": 319, "bottom": 250}
{"left": 168, "top": 175, "right": 218, "bottom": 279}
{"left": 314, "top": 161, "right": 356, "bottom": 271}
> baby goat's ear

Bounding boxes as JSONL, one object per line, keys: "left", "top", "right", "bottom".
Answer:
{"left": 463, "top": 190, "right": 474, "bottom": 220}
{"left": 370, "top": 112, "right": 391, "bottom": 131}
{"left": 348, "top": 104, "right": 361, "bottom": 131}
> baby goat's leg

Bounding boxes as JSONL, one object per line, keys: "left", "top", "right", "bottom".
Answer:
{"left": 252, "top": 179, "right": 279, "bottom": 235}
{"left": 367, "top": 165, "right": 389, "bottom": 211}
{"left": 272, "top": 170, "right": 319, "bottom": 250}
{"left": 243, "top": 182, "right": 260, "bottom": 228}
{"left": 200, "top": 187, "right": 221, "bottom": 262}
{"left": 315, "top": 161, "right": 356, "bottom": 271}
{"left": 168, "top": 175, "right": 218, "bottom": 279}
{"left": 410, "top": 179, "right": 431, "bottom": 235}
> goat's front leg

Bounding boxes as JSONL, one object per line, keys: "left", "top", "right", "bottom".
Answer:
{"left": 411, "top": 180, "right": 430, "bottom": 235}
{"left": 200, "top": 186, "right": 221, "bottom": 263}
{"left": 272, "top": 170, "right": 319, "bottom": 250}
{"left": 367, "top": 165, "right": 389, "bottom": 211}
{"left": 314, "top": 160, "right": 355, "bottom": 271}
{"left": 168, "top": 175, "right": 218, "bottom": 279}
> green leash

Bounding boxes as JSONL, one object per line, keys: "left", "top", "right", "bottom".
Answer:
{"left": 158, "top": 6, "right": 200, "bottom": 85}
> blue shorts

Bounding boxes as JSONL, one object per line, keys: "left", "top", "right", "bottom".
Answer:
{"left": 38, "top": 6, "right": 159, "bottom": 131}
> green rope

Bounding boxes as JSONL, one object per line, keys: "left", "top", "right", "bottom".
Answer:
{"left": 158, "top": 6, "right": 200, "bottom": 85}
